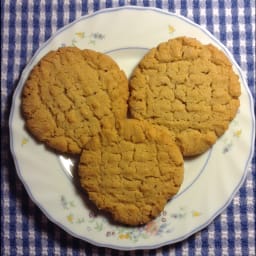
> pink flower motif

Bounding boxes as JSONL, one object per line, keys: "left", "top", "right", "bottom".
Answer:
{"left": 144, "top": 220, "right": 159, "bottom": 235}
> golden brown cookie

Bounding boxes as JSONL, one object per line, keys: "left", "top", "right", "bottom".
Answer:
{"left": 22, "top": 47, "right": 128, "bottom": 154}
{"left": 128, "top": 37, "right": 241, "bottom": 156}
{"left": 79, "top": 119, "right": 184, "bottom": 226}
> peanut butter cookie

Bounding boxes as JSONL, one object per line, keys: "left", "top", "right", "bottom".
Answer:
{"left": 79, "top": 119, "right": 184, "bottom": 226}
{"left": 128, "top": 37, "right": 241, "bottom": 156}
{"left": 22, "top": 47, "right": 128, "bottom": 154}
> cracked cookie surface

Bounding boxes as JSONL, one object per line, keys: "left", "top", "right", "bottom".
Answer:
{"left": 78, "top": 119, "right": 184, "bottom": 226}
{"left": 22, "top": 47, "right": 128, "bottom": 154}
{"left": 128, "top": 37, "right": 241, "bottom": 156}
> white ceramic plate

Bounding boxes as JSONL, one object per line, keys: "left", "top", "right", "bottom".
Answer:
{"left": 9, "top": 6, "right": 255, "bottom": 250}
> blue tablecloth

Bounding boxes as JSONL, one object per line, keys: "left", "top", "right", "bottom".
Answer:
{"left": 1, "top": 1, "right": 255, "bottom": 255}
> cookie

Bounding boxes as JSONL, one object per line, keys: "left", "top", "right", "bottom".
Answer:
{"left": 128, "top": 37, "right": 241, "bottom": 156}
{"left": 79, "top": 119, "right": 184, "bottom": 226}
{"left": 22, "top": 47, "right": 128, "bottom": 154}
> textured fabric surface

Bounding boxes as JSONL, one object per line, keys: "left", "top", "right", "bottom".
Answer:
{"left": 1, "top": 1, "right": 255, "bottom": 255}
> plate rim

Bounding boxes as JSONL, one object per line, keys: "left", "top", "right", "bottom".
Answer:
{"left": 9, "top": 5, "right": 255, "bottom": 251}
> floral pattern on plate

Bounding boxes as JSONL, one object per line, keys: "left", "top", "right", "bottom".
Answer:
{"left": 60, "top": 195, "right": 202, "bottom": 243}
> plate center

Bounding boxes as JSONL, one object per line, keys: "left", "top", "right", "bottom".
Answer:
{"left": 105, "top": 47, "right": 149, "bottom": 78}
{"left": 59, "top": 47, "right": 211, "bottom": 192}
